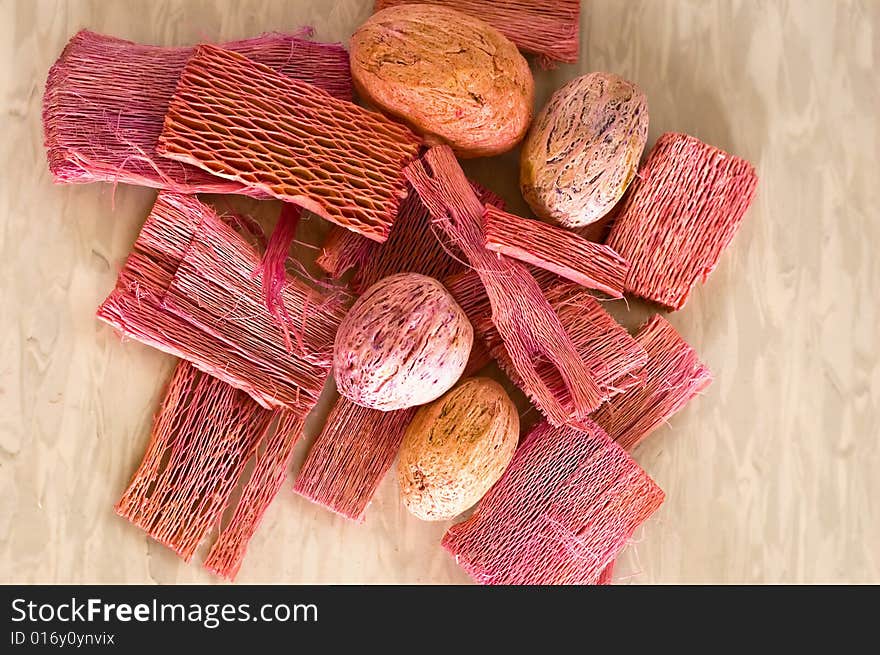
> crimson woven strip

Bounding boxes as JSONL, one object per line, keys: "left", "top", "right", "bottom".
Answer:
{"left": 483, "top": 205, "right": 629, "bottom": 298}
{"left": 405, "top": 146, "right": 603, "bottom": 425}
{"left": 316, "top": 226, "right": 377, "bottom": 278}
{"left": 96, "top": 193, "right": 346, "bottom": 411}
{"left": 43, "top": 29, "right": 352, "bottom": 192}
{"left": 157, "top": 44, "right": 422, "bottom": 242}
{"left": 442, "top": 419, "right": 664, "bottom": 584}
{"left": 293, "top": 397, "right": 416, "bottom": 522}
{"left": 373, "top": 0, "right": 580, "bottom": 66}
{"left": 597, "top": 562, "right": 615, "bottom": 585}
{"left": 590, "top": 315, "right": 712, "bottom": 451}
{"left": 605, "top": 132, "right": 758, "bottom": 310}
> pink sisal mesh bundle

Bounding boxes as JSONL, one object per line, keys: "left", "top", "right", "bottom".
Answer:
{"left": 483, "top": 205, "right": 630, "bottom": 298}
{"left": 116, "top": 362, "right": 305, "bottom": 576}
{"left": 405, "top": 146, "right": 604, "bottom": 425}
{"left": 157, "top": 44, "right": 422, "bottom": 242}
{"left": 43, "top": 29, "right": 352, "bottom": 192}
{"left": 97, "top": 193, "right": 347, "bottom": 411}
{"left": 591, "top": 315, "right": 713, "bottom": 451}
{"left": 293, "top": 397, "right": 416, "bottom": 522}
{"left": 442, "top": 418, "right": 665, "bottom": 585}
{"left": 605, "top": 133, "right": 759, "bottom": 310}
{"left": 373, "top": 0, "right": 580, "bottom": 67}
{"left": 316, "top": 226, "right": 377, "bottom": 279}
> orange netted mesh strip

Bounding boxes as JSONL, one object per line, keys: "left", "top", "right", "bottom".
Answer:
{"left": 483, "top": 205, "right": 630, "bottom": 298}
{"left": 373, "top": 0, "right": 580, "bottom": 67}
{"left": 442, "top": 419, "right": 665, "bottom": 584}
{"left": 405, "top": 146, "right": 603, "bottom": 425}
{"left": 605, "top": 132, "right": 758, "bottom": 310}
{"left": 157, "top": 44, "right": 423, "bottom": 242}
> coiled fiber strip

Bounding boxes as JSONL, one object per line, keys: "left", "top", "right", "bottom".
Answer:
{"left": 442, "top": 419, "right": 665, "bottom": 584}
{"left": 590, "top": 315, "right": 712, "bottom": 451}
{"left": 605, "top": 133, "right": 758, "bottom": 310}
{"left": 43, "top": 29, "right": 352, "bottom": 192}
{"left": 157, "top": 44, "right": 422, "bottom": 242}
{"left": 405, "top": 146, "right": 603, "bottom": 425}
{"left": 373, "top": 0, "right": 580, "bottom": 66}
{"left": 293, "top": 397, "right": 416, "bottom": 522}
{"left": 97, "top": 193, "right": 346, "bottom": 411}
{"left": 483, "top": 205, "right": 629, "bottom": 298}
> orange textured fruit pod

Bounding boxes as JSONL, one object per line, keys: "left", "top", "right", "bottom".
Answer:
{"left": 157, "top": 44, "right": 422, "bottom": 242}
{"left": 442, "top": 419, "right": 665, "bottom": 584}
{"left": 590, "top": 315, "right": 713, "bottom": 451}
{"left": 483, "top": 205, "right": 630, "bottom": 298}
{"left": 373, "top": 0, "right": 580, "bottom": 66}
{"left": 605, "top": 132, "right": 759, "bottom": 310}
{"left": 405, "top": 146, "right": 604, "bottom": 426}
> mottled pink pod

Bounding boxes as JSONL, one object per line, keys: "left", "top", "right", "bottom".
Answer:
{"left": 333, "top": 273, "right": 473, "bottom": 410}
{"left": 520, "top": 72, "right": 649, "bottom": 227}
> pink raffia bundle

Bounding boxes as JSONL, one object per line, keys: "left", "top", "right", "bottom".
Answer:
{"left": 157, "top": 44, "right": 422, "bottom": 242}
{"left": 43, "top": 29, "right": 352, "bottom": 192}
{"left": 293, "top": 397, "right": 416, "bottom": 521}
{"left": 97, "top": 192, "right": 347, "bottom": 411}
{"left": 116, "top": 362, "right": 306, "bottom": 578}
{"left": 373, "top": 0, "right": 580, "bottom": 67}
{"left": 591, "top": 315, "right": 713, "bottom": 451}
{"left": 605, "top": 133, "right": 759, "bottom": 310}
{"left": 406, "top": 146, "right": 603, "bottom": 426}
{"left": 483, "top": 205, "right": 630, "bottom": 298}
{"left": 442, "top": 419, "right": 665, "bottom": 584}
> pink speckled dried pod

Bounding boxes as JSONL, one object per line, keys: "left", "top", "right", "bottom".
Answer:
{"left": 351, "top": 4, "right": 534, "bottom": 158}
{"left": 333, "top": 273, "right": 473, "bottom": 411}
{"left": 398, "top": 377, "right": 519, "bottom": 521}
{"left": 520, "top": 72, "right": 649, "bottom": 227}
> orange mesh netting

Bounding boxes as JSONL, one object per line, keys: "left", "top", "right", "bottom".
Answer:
{"left": 590, "top": 314, "right": 713, "bottom": 451}
{"left": 405, "top": 145, "right": 603, "bottom": 426}
{"left": 293, "top": 397, "right": 416, "bottom": 522}
{"left": 116, "top": 362, "right": 306, "bottom": 578}
{"left": 43, "top": 29, "right": 352, "bottom": 192}
{"left": 157, "top": 44, "right": 423, "bottom": 242}
{"left": 96, "top": 192, "right": 347, "bottom": 411}
{"left": 605, "top": 132, "right": 759, "bottom": 310}
{"left": 483, "top": 205, "right": 630, "bottom": 298}
{"left": 442, "top": 418, "right": 665, "bottom": 584}
{"left": 373, "top": 0, "right": 580, "bottom": 67}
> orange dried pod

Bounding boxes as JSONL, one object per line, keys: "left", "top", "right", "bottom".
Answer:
{"left": 351, "top": 4, "right": 534, "bottom": 158}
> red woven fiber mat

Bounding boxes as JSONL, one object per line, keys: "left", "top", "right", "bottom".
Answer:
{"left": 43, "top": 29, "right": 352, "bottom": 192}
{"left": 605, "top": 132, "right": 758, "bottom": 310}
{"left": 157, "top": 44, "right": 422, "bottom": 242}
{"left": 442, "top": 418, "right": 665, "bottom": 584}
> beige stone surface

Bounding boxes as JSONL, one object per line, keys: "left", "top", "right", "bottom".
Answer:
{"left": 1, "top": 0, "right": 877, "bottom": 584}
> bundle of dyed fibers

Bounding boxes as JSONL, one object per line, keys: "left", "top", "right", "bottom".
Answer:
{"left": 96, "top": 192, "right": 347, "bottom": 411}
{"left": 479, "top": 280, "right": 648, "bottom": 407}
{"left": 373, "top": 0, "right": 580, "bottom": 67}
{"left": 315, "top": 225, "right": 377, "bottom": 278}
{"left": 43, "top": 29, "right": 352, "bottom": 192}
{"left": 406, "top": 146, "right": 604, "bottom": 426}
{"left": 293, "top": 397, "right": 416, "bottom": 521}
{"left": 483, "top": 205, "right": 630, "bottom": 298}
{"left": 605, "top": 132, "right": 759, "bottom": 310}
{"left": 116, "top": 362, "right": 306, "bottom": 579}
{"left": 442, "top": 419, "right": 665, "bottom": 584}
{"left": 157, "top": 44, "right": 422, "bottom": 242}
{"left": 591, "top": 315, "right": 713, "bottom": 451}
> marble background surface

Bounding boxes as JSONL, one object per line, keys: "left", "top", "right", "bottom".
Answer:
{"left": 1, "top": 0, "right": 877, "bottom": 584}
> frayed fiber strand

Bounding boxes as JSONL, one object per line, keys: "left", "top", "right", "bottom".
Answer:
{"left": 606, "top": 132, "right": 758, "bottom": 310}
{"left": 293, "top": 397, "right": 416, "bottom": 522}
{"left": 43, "top": 29, "right": 352, "bottom": 192}
{"left": 316, "top": 226, "right": 377, "bottom": 279}
{"left": 157, "top": 44, "right": 422, "bottom": 242}
{"left": 405, "top": 146, "right": 603, "bottom": 426}
{"left": 591, "top": 315, "right": 713, "bottom": 451}
{"left": 374, "top": 0, "right": 580, "bottom": 66}
{"left": 254, "top": 203, "right": 302, "bottom": 351}
{"left": 442, "top": 419, "right": 665, "bottom": 584}
{"left": 483, "top": 205, "right": 629, "bottom": 298}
